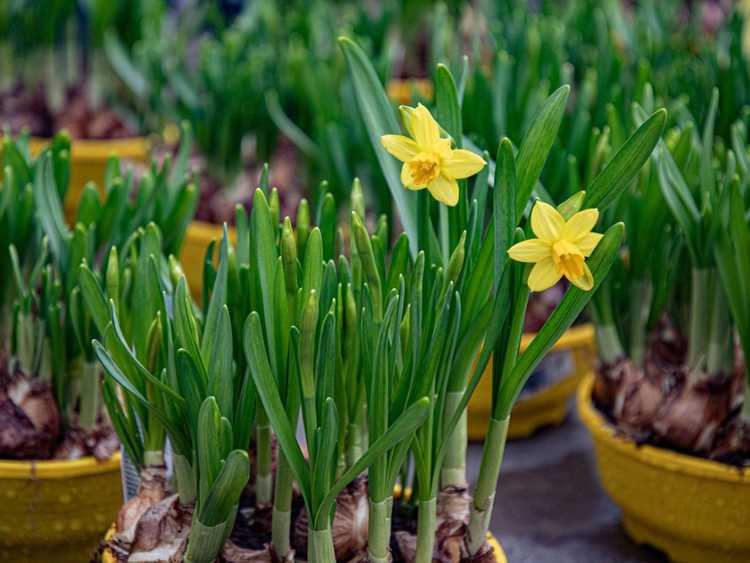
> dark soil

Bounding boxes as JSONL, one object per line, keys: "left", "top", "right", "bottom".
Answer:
{"left": 190, "top": 137, "right": 303, "bottom": 226}
{"left": 0, "top": 82, "right": 138, "bottom": 139}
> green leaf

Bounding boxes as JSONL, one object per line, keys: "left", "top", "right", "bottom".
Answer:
{"left": 198, "top": 449, "right": 250, "bottom": 526}
{"left": 201, "top": 227, "right": 230, "bottom": 365}
{"left": 494, "top": 138, "right": 517, "bottom": 289}
{"left": 244, "top": 313, "right": 311, "bottom": 506}
{"left": 515, "top": 85, "right": 570, "bottom": 217}
{"left": 33, "top": 152, "right": 70, "bottom": 267}
{"left": 208, "top": 306, "right": 234, "bottom": 422}
{"left": 339, "top": 37, "right": 418, "bottom": 254}
{"left": 197, "top": 397, "right": 223, "bottom": 510}
{"left": 584, "top": 109, "right": 666, "bottom": 211}
{"left": 314, "top": 396, "right": 430, "bottom": 524}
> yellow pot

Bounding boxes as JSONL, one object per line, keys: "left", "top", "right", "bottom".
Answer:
{"left": 179, "top": 220, "right": 237, "bottom": 301}
{"left": 386, "top": 78, "right": 434, "bottom": 104}
{"left": 468, "top": 323, "right": 595, "bottom": 441}
{"left": 102, "top": 525, "right": 506, "bottom": 562}
{"left": 28, "top": 137, "right": 150, "bottom": 220}
{"left": 0, "top": 452, "right": 122, "bottom": 563}
{"left": 578, "top": 374, "right": 750, "bottom": 563}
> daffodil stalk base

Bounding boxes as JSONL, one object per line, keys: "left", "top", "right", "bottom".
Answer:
{"left": 467, "top": 416, "right": 509, "bottom": 556}
{"left": 441, "top": 390, "right": 468, "bottom": 489}
{"left": 415, "top": 497, "right": 437, "bottom": 563}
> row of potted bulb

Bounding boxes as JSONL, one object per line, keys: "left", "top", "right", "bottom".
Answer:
{"left": 0, "top": 38, "right": 657, "bottom": 562}
{"left": 19, "top": 78, "right": 598, "bottom": 440}
{"left": 5, "top": 40, "right": 750, "bottom": 563}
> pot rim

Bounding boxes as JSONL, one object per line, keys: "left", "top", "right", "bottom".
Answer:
{"left": 578, "top": 373, "right": 750, "bottom": 484}
{"left": 0, "top": 451, "right": 121, "bottom": 479}
{"left": 522, "top": 321, "right": 593, "bottom": 351}
{"left": 29, "top": 136, "right": 150, "bottom": 160}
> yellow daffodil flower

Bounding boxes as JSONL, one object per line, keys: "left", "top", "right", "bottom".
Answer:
{"left": 508, "top": 201, "right": 603, "bottom": 292}
{"left": 380, "top": 104, "right": 486, "bottom": 206}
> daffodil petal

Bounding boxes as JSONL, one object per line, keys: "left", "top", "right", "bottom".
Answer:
{"left": 568, "top": 262, "right": 594, "bottom": 291}
{"left": 381, "top": 135, "right": 419, "bottom": 162}
{"left": 530, "top": 201, "right": 565, "bottom": 242}
{"left": 577, "top": 232, "right": 603, "bottom": 257}
{"left": 412, "top": 104, "right": 441, "bottom": 148}
{"left": 563, "top": 208, "right": 599, "bottom": 240}
{"left": 527, "top": 258, "right": 563, "bottom": 292}
{"left": 399, "top": 105, "right": 417, "bottom": 139}
{"left": 508, "top": 239, "right": 551, "bottom": 263}
{"left": 428, "top": 175, "right": 459, "bottom": 206}
{"left": 441, "top": 149, "right": 486, "bottom": 180}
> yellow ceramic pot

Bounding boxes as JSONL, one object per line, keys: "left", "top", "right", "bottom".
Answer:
{"left": 28, "top": 137, "right": 150, "bottom": 220}
{"left": 386, "top": 78, "right": 434, "bottom": 104}
{"left": 0, "top": 453, "right": 122, "bottom": 563}
{"left": 102, "top": 525, "right": 506, "bottom": 562}
{"left": 179, "top": 221, "right": 237, "bottom": 301}
{"left": 467, "top": 323, "right": 595, "bottom": 440}
{"left": 578, "top": 374, "right": 750, "bottom": 563}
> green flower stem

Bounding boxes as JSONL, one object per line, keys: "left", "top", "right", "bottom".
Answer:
{"left": 39, "top": 338, "right": 52, "bottom": 382}
{"left": 467, "top": 416, "right": 509, "bottom": 555}
{"left": 440, "top": 389, "right": 468, "bottom": 488}
{"left": 0, "top": 42, "right": 11, "bottom": 90}
{"left": 628, "top": 279, "right": 653, "bottom": 367}
{"left": 79, "top": 361, "right": 100, "bottom": 430}
{"left": 596, "top": 323, "right": 624, "bottom": 364}
{"left": 173, "top": 453, "right": 197, "bottom": 505}
{"left": 308, "top": 527, "right": 336, "bottom": 563}
{"left": 17, "top": 313, "right": 35, "bottom": 375}
{"left": 256, "top": 405, "right": 273, "bottom": 506}
{"left": 704, "top": 277, "right": 731, "bottom": 379}
{"left": 345, "top": 421, "right": 363, "bottom": 468}
{"left": 415, "top": 497, "right": 437, "bottom": 563}
{"left": 44, "top": 46, "right": 64, "bottom": 113}
{"left": 367, "top": 497, "right": 393, "bottom": 563}
{"left": 687, "top": 269, "right": 710, "bottom": 372}
{"left": 272, "top": 453, "right": 294, "bottom": 558}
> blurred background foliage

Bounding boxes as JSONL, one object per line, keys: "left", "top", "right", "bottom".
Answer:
{"left": 1, "top": 0, "right": 748, "bottom": 224}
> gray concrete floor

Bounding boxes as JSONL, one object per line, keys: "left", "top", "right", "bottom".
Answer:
{"left": 466, "top": 400, "right": 668, "bottom": 563}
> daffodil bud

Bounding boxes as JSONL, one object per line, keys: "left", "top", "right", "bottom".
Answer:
{"left": 557, "top": 191, "right": 586, "bottom": 220}
{"left": 297, "top": 198, "right": 311, "bottom": 257}
{"left": 106, "top": 248, "right": 119, "bottom": 303}
{"left": 446, "top": 231, "right": 466, "bottom": 287}
{"left": 351, "top": 178, "right": 365, "bottom": 219}
{"left": 281, "top": 217, "right": 298, "bottom": 297}
{"left": 270, "top": 188, "right": 280, "bottom": 229}
{"left": 168, "top": 254, "right": 186, "bottom": 288}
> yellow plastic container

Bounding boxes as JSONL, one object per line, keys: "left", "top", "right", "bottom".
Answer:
{"left": 179, "top": 221, "right": 237, "bottom": 301}
{"left": 28, "top": 137, "right": 150, "bottom": 220}
{"left": 102, "top": 525, "right": 505, "bottom": 562}
{"left": 0, "top": 452, "right": 122, "bottom": 563}
{"left": 578, "top": 374, "right": 750, "bottom": 563}
{"left": 386, "top": 78, "right": 434, "bottom": 104}
{"left": 468, "top": 323, "right": 595, "bottom": 440}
